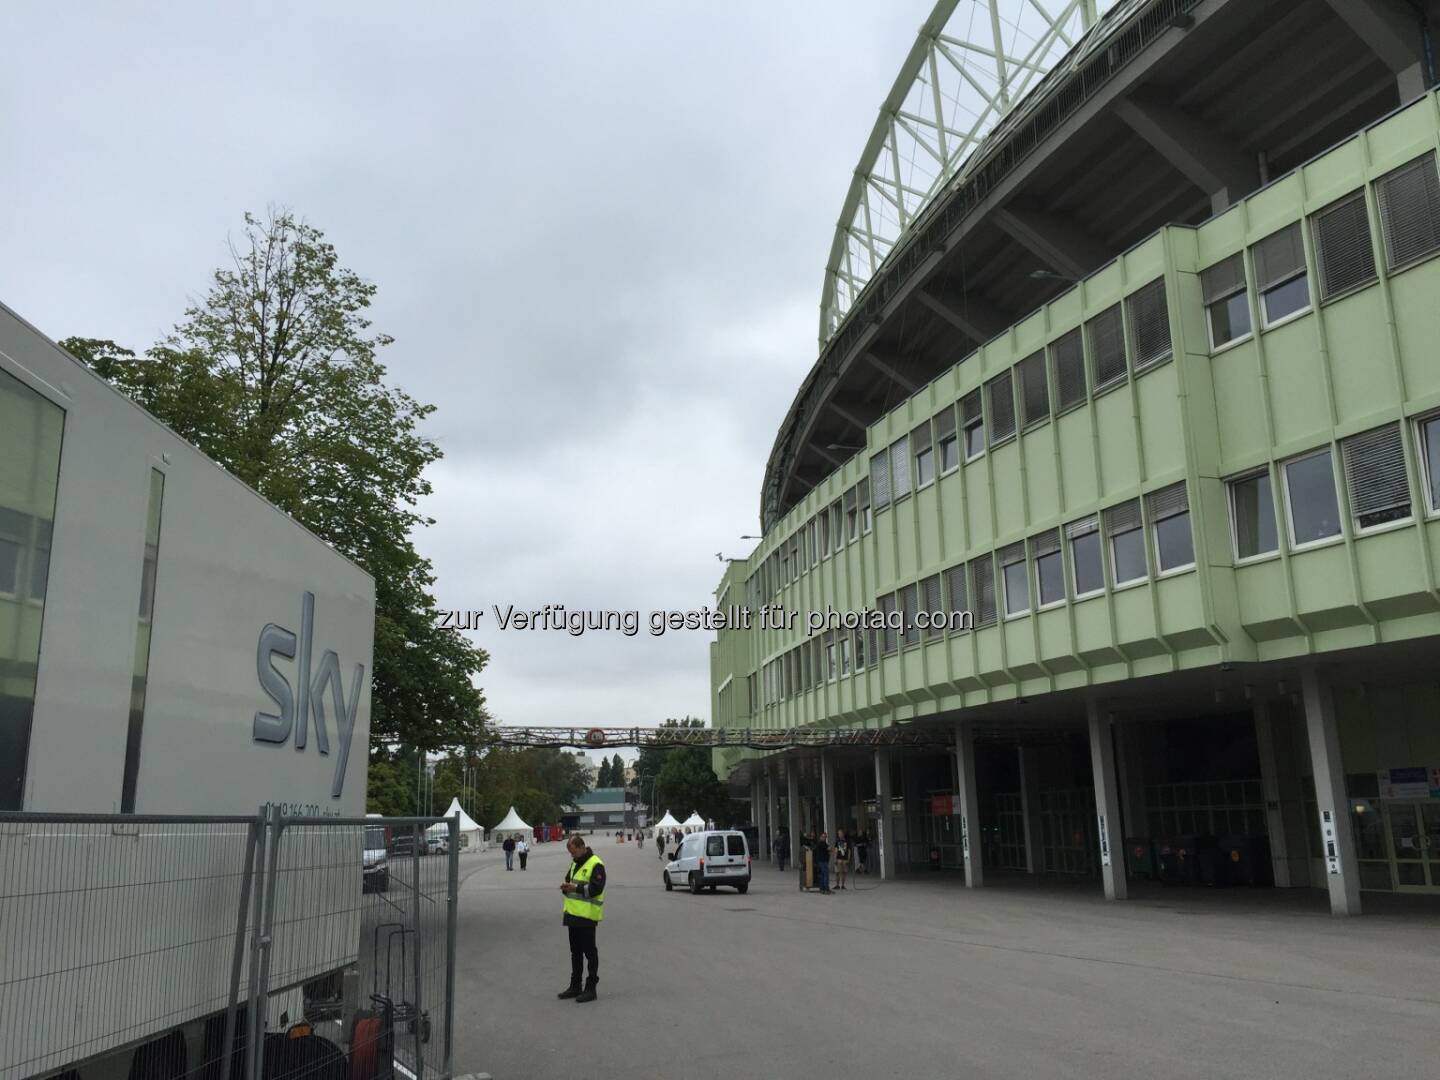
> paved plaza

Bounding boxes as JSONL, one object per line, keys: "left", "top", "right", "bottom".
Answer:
{"left": 452, "top": 839, "right": 1440, "bottom": 1080}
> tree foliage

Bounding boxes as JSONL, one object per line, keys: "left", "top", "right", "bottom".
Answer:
{"left": 634, "top": 717, "right": 736, "bottom": 824}
{"left": 61, "top": 209, "right": 488, "bottom": 754}
{"left": 414, "top": 746, "right": 590, "bottom": 828}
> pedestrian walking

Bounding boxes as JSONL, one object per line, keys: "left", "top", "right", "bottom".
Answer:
{"left": 517, "top": 836, "right": 530, "bottom": 871}
{"left": 502, "top": 834, "right": 516, "bottom": 871}
{"left": 656, "top": 832, "right": 666, "bottom": 860}
{"left": 833, "top": 829, "right": 850, "bottom": 891}
{"left": 855, "top": 831, "right": 869, "bottom": 875}
{"left": 636, "top": 830, "right": 644, "bottom": 850}
{"left": 814, "top": 831, "right": 832, "bottom": 894}
{"left": 557, "top": 834, "right": 606, "bottom": 1003}
{"left": 775, "top": 830, "right": 790, "bottom": 872}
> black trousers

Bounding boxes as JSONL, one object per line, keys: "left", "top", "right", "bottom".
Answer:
{"left": 567, "top": 922, "right": 599, "bottom": 984}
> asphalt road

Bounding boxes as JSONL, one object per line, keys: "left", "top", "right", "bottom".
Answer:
{"left": 451, "top": 838, "right": 1440, "bottom": 1080}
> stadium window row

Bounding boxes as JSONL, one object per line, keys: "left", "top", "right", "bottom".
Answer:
{"left": 754, "top": 481, "right": 1196, "bottom": 709}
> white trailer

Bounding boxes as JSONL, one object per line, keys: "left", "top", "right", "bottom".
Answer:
{"left": 0, "top": 300, "right": 381, "bottom": 1080}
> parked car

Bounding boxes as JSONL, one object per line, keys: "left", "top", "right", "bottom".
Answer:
{"left": 426, "top": 834, "right": 449, "bottom": 856}
{"left": 664, "top": 830, "right": 751, "bottom": 894}
{"left": 363, "top": 825, "right": 389, "bottom": 893}
{"left": 390, "top": 831, "right": 418, "bottom": 857}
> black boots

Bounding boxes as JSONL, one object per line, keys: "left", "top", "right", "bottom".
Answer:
{"left": 557, "top": 982, "right": 581, "bottom": 999}
{"left": 574, "top": 978, "right": 598, "bottom": 1003}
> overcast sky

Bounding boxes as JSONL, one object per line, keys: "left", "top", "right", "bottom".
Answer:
{"left": 0, "top": 2, "right": 926, "bottom": 734}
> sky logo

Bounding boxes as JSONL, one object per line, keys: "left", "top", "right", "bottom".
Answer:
{"left": 254, "top": 591, "right": 365, "bottom": 798}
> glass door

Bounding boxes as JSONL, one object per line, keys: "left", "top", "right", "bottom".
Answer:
{"left": 1387, "top": 802, "right": 1440, "bottom": 891}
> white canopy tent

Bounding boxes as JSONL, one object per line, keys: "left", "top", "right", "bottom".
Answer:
{"left": 492, "top": 805, "right": 532, "bottom": 841}
{"left": 653, "top": 811, "right": 680, "bottom": 831}
{"left": 682, "top": 811, "right": 705, "bottom": 831}
{"left": 428, "top": 797, "right": 486, "bottom": 851}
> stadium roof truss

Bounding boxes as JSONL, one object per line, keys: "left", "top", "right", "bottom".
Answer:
{"left": 820, "top": 0, "right": 1132, "bottom": 347}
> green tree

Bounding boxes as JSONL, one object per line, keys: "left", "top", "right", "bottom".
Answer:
{"left": 633, "top": 717, "right": 736, "bottom": 822}
{"left": 61, "top": 209, "right": 488, "bottom": 754}
{"left": 595, "top": 756, "right": 611, "bottom": 788}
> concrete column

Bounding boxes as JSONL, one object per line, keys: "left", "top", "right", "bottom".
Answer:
{"left": 765, "top": 765, "right": 777, "bottom": 861}
{"left": 820, "top": 750, "right": 837, "bottom": 838}
{"left": 1017, "top": 745, "right": 1044, "bottom": 875}
{"left": 750, "top": 773, "right": 761, "bottom": 832}
{"left": 786, "top": 757, "right": 802, "bottom": 869}
{"left": 873, "top": 749, "right": 897, "bottom": 880}
{"left": 954, "top": 722, "right": 984, "bottom": 887}
{"left": 1301, "top": 669, "right": 1362, "bottom": 916}
{"left": 1087, "top": 702, "right": 1127, "bottom": 901}
{"left": 1254, "top": 701, "right": 1292, "bottom": 888}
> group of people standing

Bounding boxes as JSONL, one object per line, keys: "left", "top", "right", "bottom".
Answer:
{"left": 772, "top": 827, "right": 873, "bottom": 893}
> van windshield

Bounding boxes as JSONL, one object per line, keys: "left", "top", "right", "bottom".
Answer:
{"left": 364, "top": 827, "right": 386, "bottom": 849}
{"left": 705, "top": 836, "right": 725, "bottom": 857}
{"left": 726, "top": 835, "right": 746, "bottom": 856}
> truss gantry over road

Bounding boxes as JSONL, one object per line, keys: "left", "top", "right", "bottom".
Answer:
{"left": 487, "top": 725, "right": 955, "bottom": 750}
{"left": 820, "top": 0, "right": 1124, "bottom": 345}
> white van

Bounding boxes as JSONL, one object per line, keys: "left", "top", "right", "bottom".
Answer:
{"left": 664, "top": 830, "right": 751, "bottom": 894}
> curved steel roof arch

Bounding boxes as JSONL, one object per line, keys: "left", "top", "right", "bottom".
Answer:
{"left": 819, "top": 0, "right": 1130, "bottom": 347}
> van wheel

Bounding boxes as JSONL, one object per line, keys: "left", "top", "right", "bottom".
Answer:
{"left": 689, "top": 873, "right": 703, "bottom": 895}
{"left": 736, "top": 883, "right": 749, "bottom": 894}
{"left": 663, "top": 872, "right": 672, "bottom": 891}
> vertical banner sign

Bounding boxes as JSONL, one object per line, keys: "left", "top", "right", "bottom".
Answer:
{"left": 960, "top": 815, "right": 970, "bottom": 862}
{"left": 1097, "top": 813, "right": 1111, "bottom": 867}
{"left": 1320, "top": 808, "right": 1340, "bottom": 875}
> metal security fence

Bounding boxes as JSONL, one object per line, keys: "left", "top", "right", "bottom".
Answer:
{"left": 0, "top": 811, "right": 458, "bottom": 1080}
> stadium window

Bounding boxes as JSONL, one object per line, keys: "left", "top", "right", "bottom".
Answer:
{"left": 970, "top": 554, "right": 996, "bottom": 628}
{"left": 1146, "top": 482, "right": 1194, "bottom": 573}
{"left": 1032, "top": 528, "right": 1064, "bottom": 607}
{"left": 800, "top": 642, "right": 811, "bottom": 689}
{"left": 945, "top": 562, "right": 968, "bottom": 631}
{"left": 1228, "top": 469, "right": 1278, "bottom": 560}
{"left": 1282, "top": 448, "right": 1342, "bottom": 546}
{"left": 913, "top": 421, "right": 934, "bottom": 487}
{"left": 838, "top": 633, "right": 851, "bottom": 676}
{"left": 1341, "top": 423, "right": 1411, "bottom": 531}
{"left": 809, "top": 519, "right": 819, "bottom": 568}
{"left": 1086, "top": 304, "right": 1127, "bottom": 392}
{"left": 1104, "top": 499, "right": 1147, "bottom": 586}
{"left": 1312, "top": 191, "right": 1377, "bottom": 301}
{"left": 1067, "top": 516, "right": 1103, "bottom": 598}
{"left": 825, "top": 631, "right": 837, "bottom": 680}
{"left": 853, "top": 626, "right": 866, "bottom": 671}
{"left": 1418, "top": 414, "right": 1440, "bottom": 515}
{"left": 921, "top": 574, "right": 944, "bottom": 640}
{"left": 934, "top": 406, "right": 959, "bottom": 473}
{"left": 890, "top": 434, "right": 912, "bottom": 500}
{"left": 900, "top": 582, "right": 920, "bottom": 647}
{"left": 1000, "top": 542, "right": 1029, "bottom": 617}
{"left": 859, "top": 477, "right": 872, "bottom": 533}
{"left": 1252, "top": 223, "right": 1310, "bottom": 327}
{"left": 871, "top": 448, "right": 891, "bottom": 509}
{"left": 1049, "top": 328, "right": 1086, "bottom": 413}
{"left": 987, "top": 371, "right": 1017, "bottom": 447}
{"left": 818, "top": 512, "right": 829, "bottom": 558}
{"left": 844, "top": 487, "right": 858, "bottom": 542}
{"left": 879, "top": 593, "right": 899, "bottom": 655}
{"left": 1127, "top": 278, "right": 1172, "bottom": 370}
{"left": 961, "top": 390, "right": 984, "bottom": 460}
{"left": 1017, "top": 350, "right": 1049, "bottom": 429}
{"left": 831, "top": 501, "right": 843, "bottom": 553}
{"left": 1375, "top": 153, "right": 1440, "bottom": 273}
{"left": 1201, "top": 253, "right": 1250, "bottom": 348}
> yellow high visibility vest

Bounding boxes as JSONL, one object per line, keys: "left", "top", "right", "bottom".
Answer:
{"left": 563, "top": 854, "right": 605, "bottom": 922}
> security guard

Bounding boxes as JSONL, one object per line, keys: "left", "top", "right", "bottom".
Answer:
{"left": 557, "top": 833, "right": 606, "bottom": 1002}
